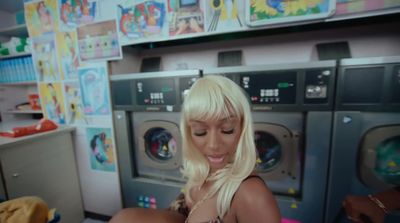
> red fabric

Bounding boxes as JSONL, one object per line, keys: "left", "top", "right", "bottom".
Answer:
{"left": 0, "top": 119, "right": 58, "bottom": 138}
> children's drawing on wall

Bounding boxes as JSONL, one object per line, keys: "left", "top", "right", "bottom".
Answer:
{"left": 56, "top": 31, "right": 80, "bottom": 80}
{"left": 77, "top": 20, "right": 122, "bottom": 62}
{"left": 25, "top": 0, "right": 58, "bottom": 36}
{"left": 64, "top": 81, "right": 88, "bottom": 125}
{"left": 117, "top": 0, "right": 168, "bottom": 45}
{"left": 86, "top": 127, "right": 116, "bottom": 172}
{"left": 205, "top": 0, "right": 245, "bottom": 33}
{"left": 31, "top": 34, "right": 60, "bottom": 82}
{"left": 39, "top": 82, "right": 66, "bottom": 124}
{"left": 59, "top": 0, "right": 98, "bottom": 30}
{"left": 246, "top": 0, "right": 336, "bottom": 27}
{"left": 78, "top": 66, "right": 110, "bottom": 116}
{"left": 168, "top": 0, "right": 205, "bottom": 36}
{"left": 335, "top": 0, "right": 400, "bottom": 16}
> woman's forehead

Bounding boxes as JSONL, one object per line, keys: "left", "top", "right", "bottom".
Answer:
{"left": 188, "top": 115, "right": 239, "bottom": 124}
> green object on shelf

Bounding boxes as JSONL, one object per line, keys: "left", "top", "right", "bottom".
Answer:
{"left": 16, "top": 44, "right": 25, "bottom": 52}
{"left": 0, "top": 48, "right": 10, "bottom": 56}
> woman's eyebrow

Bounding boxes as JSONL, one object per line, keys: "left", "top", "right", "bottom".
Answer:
{"left": 189, "top": 116, "right": 238, "bottom": 124}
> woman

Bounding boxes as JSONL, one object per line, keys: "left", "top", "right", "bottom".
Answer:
{"left": 110, "top": 75, "right": 280, "bottom": 223}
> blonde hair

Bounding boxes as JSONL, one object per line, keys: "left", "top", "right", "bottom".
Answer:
{"left": 180, "top": 75, "right": 256, "bottom": 218}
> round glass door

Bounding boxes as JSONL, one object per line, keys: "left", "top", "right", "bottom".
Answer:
{"left": 144, "top": 127, "right": 177, "bottom": 162}
{"left": 374, "top": 135, "right": 400, "bottom": 185}
{"left": 254, "top": 130, "right": 282, "bottom": 172}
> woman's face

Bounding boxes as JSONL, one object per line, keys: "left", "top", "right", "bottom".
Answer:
{"left": 188, "top": 115, "right": 242, "bottom": 172}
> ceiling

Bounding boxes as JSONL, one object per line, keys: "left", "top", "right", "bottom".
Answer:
{"left": 0, "top": 0, "right": 24, "bottom": 13}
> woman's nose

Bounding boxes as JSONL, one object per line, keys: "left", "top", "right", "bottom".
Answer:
{"left": 207, "top": 130, "right": 219, "bottom": 150}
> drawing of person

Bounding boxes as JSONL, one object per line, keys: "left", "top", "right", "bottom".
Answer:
{"left": 47, "top": 83, "right": 65, "bottom": 124}
{"left": 37, "top": 1, "right": 53, "bottom": 32}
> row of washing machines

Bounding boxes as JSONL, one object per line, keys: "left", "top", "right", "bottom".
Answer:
{"left": 111, "top": 55, "right": 400, "bottom": 223}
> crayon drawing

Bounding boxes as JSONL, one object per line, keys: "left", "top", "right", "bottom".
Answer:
{"left": 59, "top": 0, "right": 98, "bottom": 31}
{"left": 168, "top": 0, "right": 205, "bottom": 36}
{"left": 78, "top": 66, "right": 110, "bottom": 115}
{"left": 77, "top": 20, "right": 122, "bottom": 62}
{"left": 56, "top": 31, "right": 81, "bottom": 80}
{"left": 39, "top": 82, "right": 66, "bottom": 124}
{"left": 205, "top": 0, "right": 245, "bottom": 33}
{"left": 64, "top": 81, "right": 88, "bottom": 125}
{"left": 117, "top": 0, "right": 168, "bottom": 45}
{"left": 25, "top": 0, "right": 59, "bottom": 36}
{"left": 31, "top": 34, "right": 61, "bottom": 82}
{"left": 246, "top": 0, "right": 336, "bottom": 27}
{"left": 86, "top": 127, "right": 116, "bottom": 172}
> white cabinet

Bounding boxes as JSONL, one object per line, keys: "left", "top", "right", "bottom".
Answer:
{"left": 0, "top": 127, "right": 84, "bottom": 223}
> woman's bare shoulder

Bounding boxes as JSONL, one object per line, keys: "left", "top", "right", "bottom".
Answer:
{"left": 231, "top": 175, "right": 281, "bottom": 223}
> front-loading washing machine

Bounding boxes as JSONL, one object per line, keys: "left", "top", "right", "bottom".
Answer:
{"left": 204, "top": 60, "right": 337, "bottom": 223}
{"left": 111, "top": 70, "right": 201, "bottom": 209}
{"left": 325, "top": 56, "right": 400, "bottom": 223}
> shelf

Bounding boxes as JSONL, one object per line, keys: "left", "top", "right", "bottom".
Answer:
{"left": 0, "top": 81, "right": 37, "bottom": 86}
{"left": 5, "top": 109, "right": 42, "bottom": 114}
{"left": 0, "top": 24, "right": 28, "bottom": 37}
{"left": 0, "top": 52, "right": 31, "bottom": 59}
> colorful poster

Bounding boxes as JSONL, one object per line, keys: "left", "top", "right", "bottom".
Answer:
{"left": 117, "top": 0, "right": 168, "bottom": 45}
{"left": 31, "top": 34, "right": 61, "bottom": 82}
{"left": 58, "top": 0, "right": 98, "bottom": 31}
{"left": 335, "top": 0, "right": 400, "bottom": 16}
{"left": 78, "top": 66, "right": 110, "bottom": 115}
{"left": 25, "top": 0, "right": 59, "bottom": 37}
{"left": 246, "top": 0, "right": 336, "bottom": 27}
{"left": 64, "top": 81, "right": 88, "bottom": 125}
{"left": 77, "top": 20, "right": 122, "bottom": 62}
{"left": 56, "top": 31, "right": 81, "bottom": 80}
{"left": 205, "top": 0, "right": 245, "bottom": 33}
{"left": 39, "top": 82, "right": 66, "bottom": 124}
{"left": 168, "top": 0, "right": 205, "bottom": 36}
{"left": 86, "top": 127, "right": 116, "bottom": 172}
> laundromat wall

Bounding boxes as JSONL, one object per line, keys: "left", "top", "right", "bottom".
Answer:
{"left": 108, "top": 21, "right": 400, "bottom": 221}
{"left": 109, "top": 22, "right": 400, "bottom": 74}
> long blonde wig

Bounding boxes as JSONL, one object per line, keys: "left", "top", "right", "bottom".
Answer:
{"left": 180, "top": 75, "right": 257, "bottom": 219}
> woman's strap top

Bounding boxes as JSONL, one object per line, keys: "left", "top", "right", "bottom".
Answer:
{"left": 168, "top": 175, "right": 265, "bottom": 222}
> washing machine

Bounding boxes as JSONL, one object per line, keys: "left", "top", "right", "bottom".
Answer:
{"left": 111, "top": 70, "right": 201, "bottom": 209}
{"left": 204, "top": 60, "right": 336, "bottom": 223}
{"left": 325, "top": 56, "right": 400, "bottom": 223}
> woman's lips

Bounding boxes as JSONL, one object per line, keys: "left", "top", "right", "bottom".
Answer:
{"left": 207, "top": 155, "right": 225, "bottom": 164}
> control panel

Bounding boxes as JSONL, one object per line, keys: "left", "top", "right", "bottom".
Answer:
{"left": 235, "top": 66, "right": 335, "bottom": 111}
{"left": 110, "top": 70, "right": 201, "bottom": 112}
{"left": 304, "top": 68, "right": 333, "bottom": 104}
{"left": 136, "top": 78, "right": 177, "bottom": 106}
{"left": 240, "top": 71, "right": 297, "bottom": 105}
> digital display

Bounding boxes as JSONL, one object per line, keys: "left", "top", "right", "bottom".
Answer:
{"left": 136, "top": 78, "right": 176, "bottom": 106}
{"left": 180, "top": 0, "right": 198, "bottom": 7}
{"left": 240, "top": 71, "right": 297, "bottom": 105}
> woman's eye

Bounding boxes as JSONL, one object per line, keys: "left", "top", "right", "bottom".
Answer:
{"left": 222, "top": 129, "right": 234, "bottom": 134}
{"left": 193, "top": 131, "right": 207, "bottom": 137}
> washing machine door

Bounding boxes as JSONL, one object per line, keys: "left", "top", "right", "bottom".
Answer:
{"left": 138, "top": 121, "right": 181, "bottom": 170}
{"left": 254, "top": 123, "right": 300, "bottom": 181}
{"left": 359, "top": 125, "right": 400, "bottom": 189}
